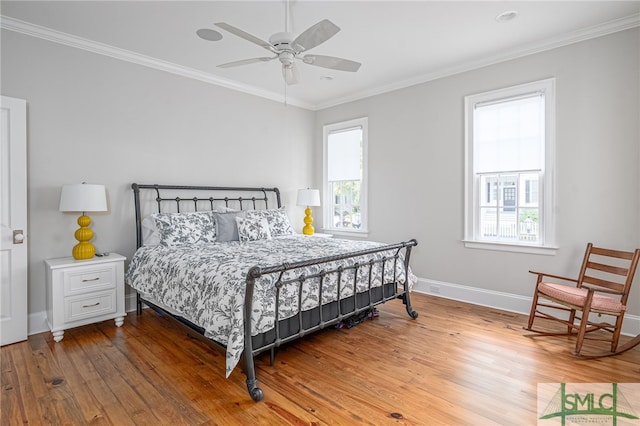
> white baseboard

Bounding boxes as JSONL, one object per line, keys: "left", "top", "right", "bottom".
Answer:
{"left": 28, "top": 278, "right": 640, "bottom": 338}
{"left": 28, "top": 311, "right": 49, "bottom": 336}
{"left": 126, "top": 292, "right": 138, "bottom": 313}
{"left": 413, "top": 277, "right": 640, "bottom": 337}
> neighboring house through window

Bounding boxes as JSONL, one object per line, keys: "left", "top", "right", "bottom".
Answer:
{"left": 323, "top": 117, "right": 368, "bottom": 235}
{"left": 464, "top": 78, "right": 556, "bottom": 254}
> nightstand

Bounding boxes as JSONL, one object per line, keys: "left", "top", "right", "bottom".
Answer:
{"left": 45, "top": 253, "right": 126, "bottom": 342}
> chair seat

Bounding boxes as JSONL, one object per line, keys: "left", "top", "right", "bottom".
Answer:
{"left": 538, "top": 282, "right": 625, "bottom": 313}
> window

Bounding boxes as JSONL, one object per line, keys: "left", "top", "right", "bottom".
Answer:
{"left": 464, "top": 79, "right": 556, "bottom": 254}
{"left": 323, "top": 117, "right": 368, "bottom": 235}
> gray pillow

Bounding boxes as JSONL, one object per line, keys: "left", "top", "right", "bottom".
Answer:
{"left": 214, "top": 211, "right": 245, "bottom": 242}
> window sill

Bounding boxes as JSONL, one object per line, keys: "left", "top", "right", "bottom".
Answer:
{"left": 322, "top": 228, "right": 369, "bottom": 239}
{"left": 463, "top": 240, "right": 558, "bottom": 255}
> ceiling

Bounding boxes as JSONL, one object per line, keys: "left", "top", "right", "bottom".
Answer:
{"left": 2, "top": 1, "right": 639, "bottom": 110}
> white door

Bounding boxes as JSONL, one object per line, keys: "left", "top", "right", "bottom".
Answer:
{"left": 0, "top": 96, "right": 28, "bottom": 346}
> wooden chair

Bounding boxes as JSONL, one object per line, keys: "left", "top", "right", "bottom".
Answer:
{"left": 525, "top": 243, "right": 640, "bottom": 357}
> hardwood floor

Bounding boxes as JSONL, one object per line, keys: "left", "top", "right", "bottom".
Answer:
{"left": 2, "top": 293, "right": 639, "bottom": 425}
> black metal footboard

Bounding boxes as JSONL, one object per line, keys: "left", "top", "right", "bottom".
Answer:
{"left": 242, "top": 239, "right": 418, "bottom": 402}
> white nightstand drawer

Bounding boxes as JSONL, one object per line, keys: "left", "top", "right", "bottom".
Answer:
{"left": 64, "top": 266, "right": 115, "bottom": 296}
{"left": 65, "top": 291, "right": 116, "bottom": 322}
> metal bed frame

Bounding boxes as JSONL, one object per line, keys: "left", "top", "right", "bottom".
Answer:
{"left": 131, "top": 183, "right": 418, "bottom": 401}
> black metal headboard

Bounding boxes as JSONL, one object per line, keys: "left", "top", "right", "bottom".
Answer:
{"left": 131, "top": 183, "right": 282, "bottom": 249}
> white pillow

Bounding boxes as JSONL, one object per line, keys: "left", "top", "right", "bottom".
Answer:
{"left": 141, "top": 216, "right": 161, "bottom": 246}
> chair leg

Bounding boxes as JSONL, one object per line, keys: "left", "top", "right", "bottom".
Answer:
{"left": 610, "top": 315, "right": 625, "bottom": 353}
{"left": 526, "top": 291, "right": 540, "bottom": 330}
{"left": 567, "top": 309, "right": 577, "bottom": 334}
{"left": 573, "top": 292, "right": 594, "bottom": 355}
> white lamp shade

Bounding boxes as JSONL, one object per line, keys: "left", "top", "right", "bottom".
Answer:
{"left": 296, "top": 189, "right": 321, "bottom": 207}
{"left": 59, "top": 184, "right": 108, "bottom": 212}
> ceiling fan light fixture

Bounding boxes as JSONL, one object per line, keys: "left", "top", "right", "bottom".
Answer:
{"left": 282, "top": 62, "right": 300, "bottom": 85}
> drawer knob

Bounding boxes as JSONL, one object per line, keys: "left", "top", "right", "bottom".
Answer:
{"left": 82, "top": 302, "right": 100, "bottom": 308}
{"left": 82, "top": 277, "right": 100, "bottom": 282}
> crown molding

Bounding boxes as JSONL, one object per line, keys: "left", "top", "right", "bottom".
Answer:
{"left": 0, "top": 15, "right": 315, "bottom": 110}
{"left": 315, "top": 12, "right": 640, "bottom": 110}
{"left": 2, "top": 12, "right": 638, "bottom": 112}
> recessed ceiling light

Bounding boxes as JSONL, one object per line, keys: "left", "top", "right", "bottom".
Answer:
{"left": 495, "top": 10, "right": 519, "bottom": 23}
{"left": 196, "top": 28, "right": 223, "bottom": 41}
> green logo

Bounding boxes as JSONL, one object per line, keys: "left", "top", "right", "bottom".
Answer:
{"left": 539, "top": 383, "right": 639, "bottom": 425}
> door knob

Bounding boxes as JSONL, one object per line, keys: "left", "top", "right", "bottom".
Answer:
{"left": 13, "top": 230, "right": 24, "bottom": 244}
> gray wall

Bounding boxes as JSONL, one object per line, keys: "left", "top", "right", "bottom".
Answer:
{"left": 2, "top": 24, "right": 639, "bottom": 329}
{"left": 315, "top": 28, "right": 640, "bottom": 316}
{"left": 1, "top": 30, "right": 316, "bottom": 320}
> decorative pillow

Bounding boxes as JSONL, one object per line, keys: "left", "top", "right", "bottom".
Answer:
{"left": 152, "top": 211, "right": 216, "bottom": 247}
{"left": 236, "top": 216, "right": 272, "bottom": 242}
{"left": 213, "top": 211, "right": 245, "bottom": 242}
{"left": 245, "top": 208, "right": 295, "bottom": 237}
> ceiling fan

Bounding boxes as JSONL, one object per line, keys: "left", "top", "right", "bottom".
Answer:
{"left": 211, "top": 17, "right": 361, "bottom": 85}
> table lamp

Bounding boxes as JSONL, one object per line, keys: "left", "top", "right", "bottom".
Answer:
{"left": 59, "top": 183, "right": 108, "bottom": 260}
{"left": 296, "top": 189, "right": 321, "bottom": 235}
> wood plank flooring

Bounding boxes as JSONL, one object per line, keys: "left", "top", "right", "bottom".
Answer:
{"left": 2, "top": 293, "right": 639, "bottom": 425}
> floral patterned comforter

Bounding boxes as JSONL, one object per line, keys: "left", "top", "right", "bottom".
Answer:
{"left": 125, "top": 235, "right": 415, "bottom": 376}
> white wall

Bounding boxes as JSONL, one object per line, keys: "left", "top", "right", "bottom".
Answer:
{"left": 315, "top": 28, "right": 640, "bottom": 317}
{"left": 1, "top": 30, "right": 316, "bottom": 324}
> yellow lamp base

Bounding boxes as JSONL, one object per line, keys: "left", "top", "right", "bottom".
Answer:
{"left": 72, "top": 215, "right": 96, "bottom": 260}
{"left": 302, "top": 207, "right": 315, "bottom": 235}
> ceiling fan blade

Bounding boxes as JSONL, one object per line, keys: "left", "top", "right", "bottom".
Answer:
{"left": 282, "top": 63, "right": 300, "bottom": 85}
{"left": 292, "top": 19, "right": 340, "bottom": 53}
{"left": 217, "top": 57, "right": 275, "bottom": 68}
{"left": 215, "top": 22, "right": 277, "bottom": 53}
{"left": 302, "top": 54, "right": 361, "bottom": 72}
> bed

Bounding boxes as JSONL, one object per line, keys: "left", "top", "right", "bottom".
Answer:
{"left": 125, "top": 183, "right": 418, "bottom": 401}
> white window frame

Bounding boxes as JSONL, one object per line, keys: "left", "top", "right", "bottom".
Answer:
{"left": 322, "top": 117, "right": 368, "bottom": 237}
{"left": 464, "top": 79, "right": 557, "bottom": 255}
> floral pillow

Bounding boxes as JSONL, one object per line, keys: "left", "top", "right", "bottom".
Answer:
{"left": 245, "top": 208, "right": 295, "bottom": 237}
{"left": 152, "top": 211, "right": 216, "bottom": 247}
{"left": 236, "top": 216, "right": 272, "bottom": 242}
